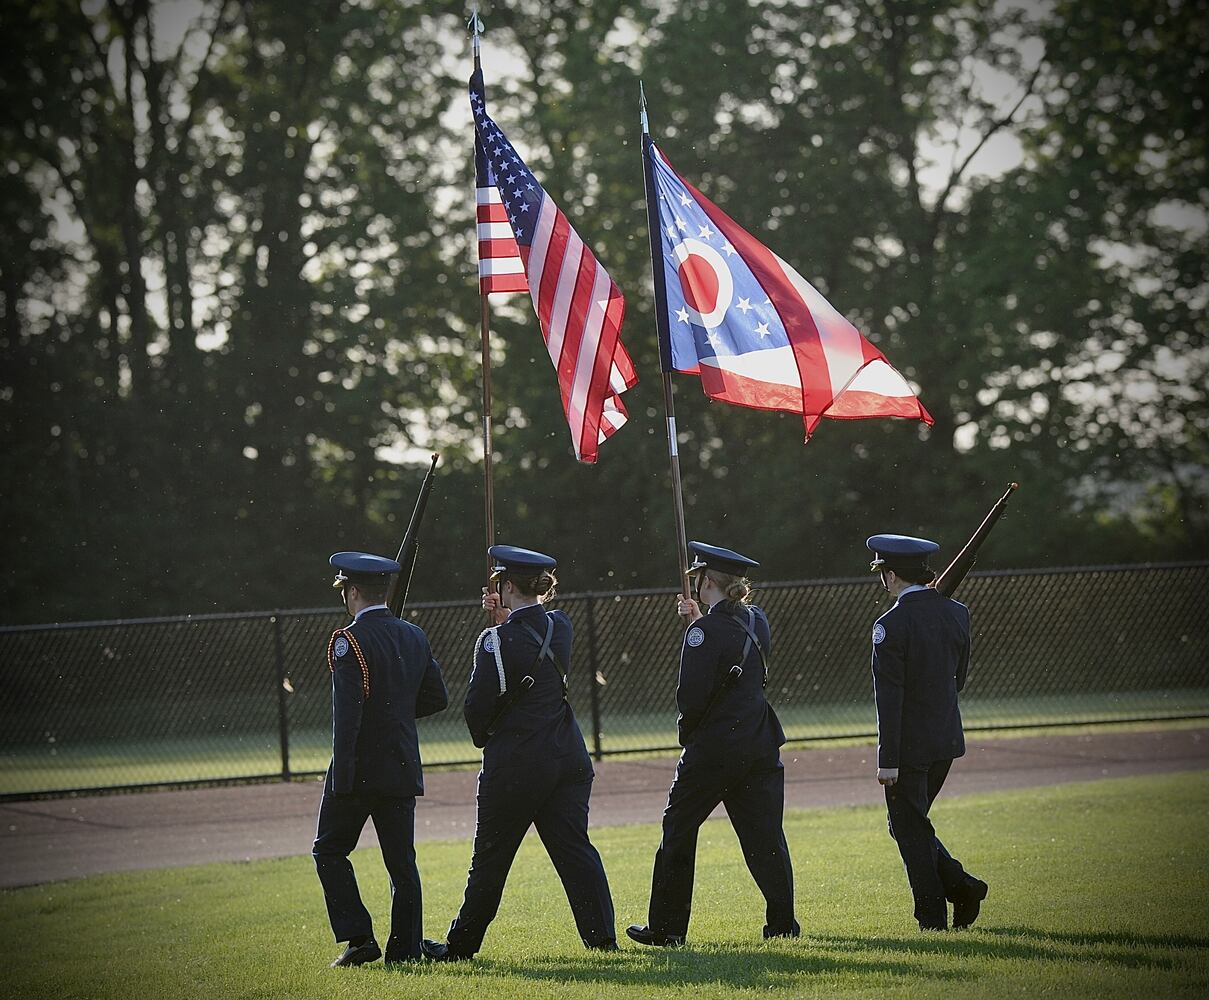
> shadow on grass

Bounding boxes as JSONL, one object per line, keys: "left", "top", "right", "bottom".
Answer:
{"left": 983, "top": 925, "right": 1209, "bottom": 957}
{"left": 378, "top": 943, "right": 969, "bottom": 988}
{"left": 372, "top": 925, "right": 1209, "bottom": 986}
{"left": 814, "top": 924, "right": 1208, "bottom": 972}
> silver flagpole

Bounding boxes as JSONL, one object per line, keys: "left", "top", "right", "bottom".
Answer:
{"left": 639, "top": 83, "right": 691, "bottom": 598}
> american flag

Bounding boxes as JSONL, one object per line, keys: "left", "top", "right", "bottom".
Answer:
{"left": 475, "top": 132, "right": 527, "bottom": 294}
{"left": 470, "top": 68, "right": 637, "bottom": 464}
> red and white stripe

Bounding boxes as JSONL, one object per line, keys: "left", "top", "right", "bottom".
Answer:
{"left": 515, "top": 196, "right": 636, "bottom": 463}
{"left": 692, "top": 248, "right": 930, "bottom": 427}
{"left": 477, "top": 185, "right": 527, "bottom": 294}
{"left": 659, "top": 145, "right": 932, "bottom": 438}
{"left": 770, "top": 250, "right": 930, "bottom": 426}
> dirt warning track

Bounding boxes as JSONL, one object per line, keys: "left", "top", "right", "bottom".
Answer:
{"left": 1, "top": 726, "right": 1204, "bottom": 889}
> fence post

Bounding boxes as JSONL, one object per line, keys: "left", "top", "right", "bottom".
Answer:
{"left": 271, "top": 613, "right": 291, "bottom": 780}
{"left": 582, "top": 594, "right": 605, "bottom": 761}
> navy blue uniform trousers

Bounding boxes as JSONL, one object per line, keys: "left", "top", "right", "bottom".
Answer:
{"left": 884, "top": 759, "right": 979, "bottom": 927}
{"left": 445, "top": 750, "right": 614, "bottom": 955}
{"left": 649, "top": 748, "right": 797, "bottom": 939}
{"left": 313, "top": 793, "right": 421, "bottom": 961}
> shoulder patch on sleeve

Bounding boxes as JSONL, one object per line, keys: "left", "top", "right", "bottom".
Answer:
{"left": 686, "top": 626, "right": 706, "bottom": 648}
{"left": 327, "top": 629, "right": 370, "bottom": 699}
{"left": 872, "top": 623, "right": 886, "bottom": 645}
{"left": 474, "top": 626, "right": 506, "bottom": 694}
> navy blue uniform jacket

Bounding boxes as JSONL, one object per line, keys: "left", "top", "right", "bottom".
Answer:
{"left": 676, "top": 601, "right": 785, "bottom": 757}
{"left": 871, "top": 589, "right": 971, "bottom": 769}
{"left": 464, "top": 604, "right": 588, "bottom": 768}
{"left": 326, "top": 608, "right": 448, "bottom": 797}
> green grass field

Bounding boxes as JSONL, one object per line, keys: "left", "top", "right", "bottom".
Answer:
{"left": 5, "top": 689, "right": 1207, "bottom": 795}
{"left": 3, "top": 772, "right": 1207, "bottom": 999}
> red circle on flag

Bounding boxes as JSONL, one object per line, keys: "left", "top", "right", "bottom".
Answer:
{"left": 678, "top": 254, "right": 720, "bottom": 314}
{"left": 672, "top": 238, "right": 733, "bottom": 327}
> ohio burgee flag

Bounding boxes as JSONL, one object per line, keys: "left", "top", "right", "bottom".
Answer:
{"left": 646, "top": 140, "right": 932, "bottom": 439}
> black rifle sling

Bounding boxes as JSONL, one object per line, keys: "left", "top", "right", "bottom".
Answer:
{"left": 731, "top": 607, "right": 769, "bottom": 687}
{"left": 484, "top": 614, "right": 564, "bottom": 738}
{"left": 516, "top": 614, "right": 568, "bottom": 697}
{"left": 683, "top": 608, "right": 768, "bottom": 741}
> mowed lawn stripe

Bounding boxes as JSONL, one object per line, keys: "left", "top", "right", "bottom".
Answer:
{"left": 2, "top": 772, "right": 1207, "bottom": 999}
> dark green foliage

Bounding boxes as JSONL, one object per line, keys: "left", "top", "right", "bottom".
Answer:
{"left": 0, "top": 0, "right": 1204, "bottom": 623}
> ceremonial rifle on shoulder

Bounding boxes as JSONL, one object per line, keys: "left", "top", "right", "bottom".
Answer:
{"left": 933, "top": 482, "right": 1019, "bottom": 599}
{"left": 387, "top": 453, "right": 440, "bottom": 618}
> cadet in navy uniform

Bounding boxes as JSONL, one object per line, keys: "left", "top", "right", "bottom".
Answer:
{"left": 627, "top": 541, "right": 799, "bottom": 947}
{"left": 312, "top": 551, "right": 449, "bottom": 967}
{"left": 867, "top": 534, "right": 988, "bottom": 931}
{"left": 422, "top": 545, "right": 616, "bottom": 961}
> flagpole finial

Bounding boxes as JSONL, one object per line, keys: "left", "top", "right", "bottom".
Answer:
{"left": 467, "top": 5, "right": 484, "bottom": 53}
{"left": 639, "top": 80, "right": 649, "bottom": 135}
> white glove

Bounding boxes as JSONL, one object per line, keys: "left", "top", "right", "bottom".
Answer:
{"left": 877, "top": 767, "right": 899, "bottom": 786}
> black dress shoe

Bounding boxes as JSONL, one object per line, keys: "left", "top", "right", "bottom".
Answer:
{"left": 952, "top": 879, "right": 988, "bottom": 929}
{"left": 330, "top": 938, "right": 382, "bottom": 967}
{"left": 625, "top": 924, "right": 685, "bottom": 947}
{"left": 587, "top": 938, "right": 620, "bottom": 951}
{"left": 420, "top": 938, "right": 471, "bottom": 962}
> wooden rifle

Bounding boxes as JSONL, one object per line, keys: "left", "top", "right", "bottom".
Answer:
{"left": 386, "top": 453, "right": 440, "bottom": 618}
{"left": 933, "top": 482, "right": 1019, "bottom": 598}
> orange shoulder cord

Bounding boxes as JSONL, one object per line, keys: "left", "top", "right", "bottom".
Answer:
{"left": 327, "top": 629, "right": 371, "bottom": 700}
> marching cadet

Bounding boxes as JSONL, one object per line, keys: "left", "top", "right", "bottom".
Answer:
{"left": 866, "top": 534, "right": 988, "bottom": 931}
{"left": 312, "top": 551, "right": 449, "bottom": 967}
{"left": 422, "top": 545, "right": 616, "bottom": 961}
{"left": 627, "top": 541, "right": 800, "bottom": 947}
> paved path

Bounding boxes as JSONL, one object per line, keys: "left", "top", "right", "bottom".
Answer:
{"left": 1, "top": 727, "right": 1205, "bottom": 889}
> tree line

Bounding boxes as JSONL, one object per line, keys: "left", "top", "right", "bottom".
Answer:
{"left": 1, "top": 0, "right": 1205, "bottom": 625}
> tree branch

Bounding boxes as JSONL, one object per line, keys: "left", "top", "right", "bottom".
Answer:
{"left": 174, "top": 0, "right": 237, "bottom": 144}
{"left": 932, "top": 62, "right": 1044, "bottom": 220}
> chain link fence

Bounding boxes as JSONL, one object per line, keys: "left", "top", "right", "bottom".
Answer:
{"left": 2, "top": 563, "right": 1206, "bottom": 799}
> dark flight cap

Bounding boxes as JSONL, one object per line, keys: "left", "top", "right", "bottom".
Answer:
{"left": 686, "top": 540, "right": 760, "bottom": 577}
{"left": 488, "top": 544, "right": 557, "bottom": 581}
{"left": 866, "top": 534, "right": 940, "bottom": 572}
{"left": 330, "top": 551, "right": 402, "bottom": 589}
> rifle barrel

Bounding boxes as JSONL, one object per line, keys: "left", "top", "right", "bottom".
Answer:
{"left": 388, "top": 453, "right": 440, "bottom": 617}
{"left": 933, "top": 482, "right": 1019, "bottom": 598}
